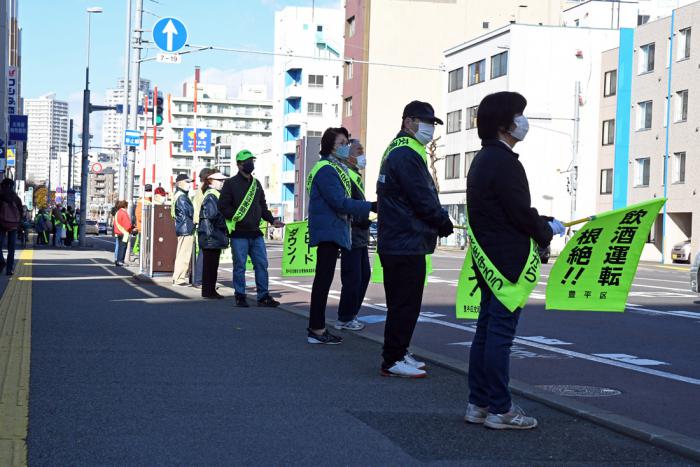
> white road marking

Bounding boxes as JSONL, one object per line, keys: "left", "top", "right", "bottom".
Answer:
{"left": 89, "top": 258, "right": 159, "bottom": 298}
{"left": 21, "top": 275, "right": 130, "bottom": 281}
{"left": 593, "top": 354, "right": 669, "bottom": 366}
{"left": 520, "top": 336, "right": 573, "bottom": 345}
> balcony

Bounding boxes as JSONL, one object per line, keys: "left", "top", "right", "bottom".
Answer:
{"left": 284, "top": 111, "right": 304, "bottom": 127}
{"left": 281, "top": 170, "right": 295, "bottom": 185}
{"left": 285, "top": 82, "right": 302, "bottom": 99}
{"left": 283, "top": 140, "right": 298, "bottom": 155}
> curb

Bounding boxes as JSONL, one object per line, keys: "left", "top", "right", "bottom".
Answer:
{"left": 273, "top": 300, "right": 700, "bottom": 463}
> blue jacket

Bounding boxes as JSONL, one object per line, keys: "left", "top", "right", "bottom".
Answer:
{"left": 197, "top": 190, "right": 229, "bottom": 250}
{"left": 376, "top": 131, "right": 449, "bottom": 255}
{"left": 173, "top": 188, "right": 195, "bottom": 236}
{"left": 308, "top": 156, "right": 371, "bottom": 250}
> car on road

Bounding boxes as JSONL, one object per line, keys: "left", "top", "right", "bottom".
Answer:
{"left": 85, "top": 220, "right": 99, "bottom": 235}
{"left": 691, "top": 252, "right": 699, "bottom": 293}
{"left": 368, "top": 221, "right": 377, "bottom": 248}
{"left": 671, "top": 239, "right": 692, "bottom": 263}
{"left": 98, "top": 221, "right": 107, "bottom": 235}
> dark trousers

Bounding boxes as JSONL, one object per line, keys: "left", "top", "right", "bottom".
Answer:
{"left": 116, "top": 236, "right": 128, "bottom": 263}
{"left": 338, "top": 246, "right": 370, "bottom": 322}
{"left": 0, "top": 229, "right": 17, "bottom": 273}
{"left": 381, "top": 254, "right": 426, "bottom": 368}
{"left": 309, "top": 242, "right": 340, "bottom": 330}
{"left": 468, "top": 284, "right": 522, "bottom": 414}
{"left": 192, "top": 249, "right": 203, "bottom": 286}
{"left": 202, "top": 248, "right": 221, "bottom": 297}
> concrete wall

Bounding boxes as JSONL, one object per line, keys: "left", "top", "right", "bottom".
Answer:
{"left": 596, "top": 47, "right": 619, "bottom": 213}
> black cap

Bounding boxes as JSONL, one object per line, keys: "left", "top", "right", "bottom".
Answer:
{"left": 402, "top": 100, "right": 444, "bottom": 125}
{"left": 175, "top": 174, "right": 191, "bottom": 183}
{"left": 144, "top": 184, "right": 153, "bottom": 192}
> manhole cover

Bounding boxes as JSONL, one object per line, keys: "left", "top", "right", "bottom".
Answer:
{"left": 536, "top": 384, "right": 622, "bottom": 397}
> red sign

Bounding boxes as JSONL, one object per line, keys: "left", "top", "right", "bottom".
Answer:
{"left": 91, "top": 162, "right": 103, "bottom": 173}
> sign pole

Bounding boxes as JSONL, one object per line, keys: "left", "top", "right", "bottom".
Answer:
{"left": 117, "top": 0, "right": 132, "bottom": 200}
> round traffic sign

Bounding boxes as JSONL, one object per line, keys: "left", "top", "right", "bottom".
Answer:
{"left": 91, "top": 162, "right": 103, "bottom": 173}
{"left": 152, "top": 17, "right": 188, "bottom": 53}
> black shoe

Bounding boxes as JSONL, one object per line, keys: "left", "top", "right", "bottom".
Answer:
{"left": 115, "top": 261, "right": 124, "bottom": 267}
{"left": 6, "top": 270, "right": 14, "bottom": 276}
{"left": 235, "top": 295, "right": 249, "bottom": 307}
{"left": 307, "top": 328, "right": 343, "bottom": 345}
{"left": 203, "top": 292, "right": 225, "bottom": 300}
{"left": 0, "top": 260, "right": 6, "bottom": 274}
{"left": 257, "top": 295, "right": 280, "bottom": 307}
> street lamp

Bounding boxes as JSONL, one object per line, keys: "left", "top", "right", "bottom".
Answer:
{"left": 79, "top": 6, "right": 103, "bottom": 247}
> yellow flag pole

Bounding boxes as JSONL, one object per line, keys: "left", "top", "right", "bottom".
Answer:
{"left": 453, "top": 216, "right": 595, "bottom": 231}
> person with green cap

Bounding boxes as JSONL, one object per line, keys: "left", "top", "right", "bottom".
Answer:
{"left": 218, "top": 149, "right": 284, "bottom": 308}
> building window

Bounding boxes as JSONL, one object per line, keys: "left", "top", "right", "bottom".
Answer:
{"left": 602, "top": 119, "right": 615, "bottom": 146}
{"left": 308, "top": 74, "right": 324, "bottom": 88}
{"left": 346, "top": 16, "right": 355, "bottom": 38}
{"left": 482, "top": 21, "right": 489, "bottom": 29}
{"left": 673, "top": 152, "right": 686, "bottom": 183}
{"left": 448, "top": 67, "right": 463, "bottom": 92}
{"left": 637, "top": 101, "right": 653, "bottom": 130}
{"left": 317, "top": 25, "right": 323, "bottom": 32}
{"left": 466, "top": 105, "right": 478, "bottom": 130}
{"left": 445, "top": 153, "right": 460, "bottom": 180}
{"left": 346, "top": 61, "right": 354, "bottom": 80}
{"left": 264, "top": 176, "right": 270, "bottom": 189}
{"left": 468, "top": 59, "right": 486, "bottom": 86}
{"left": 335, "top": 75, "right": 340, "bottom": 87}
{"left": 308, "top": 130, "right": 322, "bottom": 137}
{"left": 679, "top": 27, "right": 691, "bottom": 60}
{"left": 308, "top": 102, "right": 323, "bottom": 116}
{"left": 446, "top": 110, "right": 462, "bottom": 134}
{"left": 675, "top": 90, "right": 688, "bottom": 122}
{"left": 491, "top": 52, "right": 508, "bottom": 79}
{"left": 638, "top": 15, "right": 650, "bottom": 25}
{"left": 344, "top": 97, "right": 353, "bottom": 117}
{"left": 639, "top": 43, "right": 655, "bottom": 74}
{"left": 604, "top": 70, "right": 617, "bottom": 97}
{"left": 634, "top": 157, "right": 650, "bottom": 187}
{"left": 464, "top": 151, "right": 477, "bottom": 177}
{"left": 600, "top": 169, "right": 613, "bottom": 194}
{"left": 333, "top": 103, "right": 339, "bottom": 118}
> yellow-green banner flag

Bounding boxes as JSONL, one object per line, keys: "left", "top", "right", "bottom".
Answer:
{"left": 220, "top": 221, "right": 269, "bottom": 270}
{"left": 371, "top": 254, "right": 432, "bottom": 284}
{"left": 282, "top": 221, "right": 317, "bottom": 276}
{"left": 455, "top": 252, "right": 480, "bottom": 319}
{"left": 546, "top": 198, "right": 666, "bottom": 312}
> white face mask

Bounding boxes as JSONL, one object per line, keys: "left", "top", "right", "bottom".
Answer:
{"left": 509, "top": 115, "right": 529, "bottom": 141}
{"left": 211, "top": 180, "right": 224, "bottom": 191}
{"left": 414, "top": 122, "right": 435, "bottom": 145}
{"left": 356, "top": 154, "right": 367, "bottom": 169}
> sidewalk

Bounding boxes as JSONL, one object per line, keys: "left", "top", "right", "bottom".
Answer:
{"left": 4, "top": 248, "right": 695, "bottom": 465}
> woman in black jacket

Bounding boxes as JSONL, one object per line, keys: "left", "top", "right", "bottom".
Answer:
{"left": 0, "top": 178, "right": 23, "bottom": 275}
{"left": 198, "top": 171, "right": 229, "bottom": 299}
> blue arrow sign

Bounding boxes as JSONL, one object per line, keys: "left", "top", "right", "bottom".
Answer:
{"left": 182, "top": 128, "right": 211, "bottom": 153}
{"left": 152, "top": 17, "right": 188, "bottom": 53}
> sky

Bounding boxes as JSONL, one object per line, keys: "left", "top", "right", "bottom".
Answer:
{"left": 21, "top": 0, "right": 341, "bottom": 141}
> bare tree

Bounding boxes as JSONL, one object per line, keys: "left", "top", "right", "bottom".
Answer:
{"left": 426, "top": 136, "right": 443, "bottom": 192}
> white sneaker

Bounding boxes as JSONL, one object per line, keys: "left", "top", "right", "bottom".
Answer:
{"left": 464, "top": 403, "right": 488, "bottom": 424}
{"left": 381, "top": 360, "right": 427, "bottom": 378}
{"left": 403, "top": 352, "right": 426, "bottom": 370}
{"left": 334, "top": 319, "right": 366, "bottom": 331}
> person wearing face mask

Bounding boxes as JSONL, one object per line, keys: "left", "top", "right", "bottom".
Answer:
{"left": 198, "top": 170, "right": 229, "bottom": 299}
{"left": 218, "top": 149, "right": 284, "bottom": 307}
{"left": 171, "top": 174, "right": 195, "bottom": 286}
{"left": 306, "top": 127, "right": 374, "bottom": 344}
{"left": 376, "top": 101, "right": 453, "bottom": 378}
{"left": 463, "top": 92, "right": 564, "bottom": 430}
{"left": 334, "top": 138, "right": 371, "bottom": 332}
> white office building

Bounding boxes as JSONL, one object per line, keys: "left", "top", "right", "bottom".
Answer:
{"left": 440, "top": 24, "right": 619, "bottom": 252}
{"left": 101, "top": 78, "right": 151, "bottom": 157}
{"left": 272, "top": 5, "right": 345, "bottom": 220}
{"left": 24, "top": 93, "right": 69, "bottom": 187}
{"left": 562, "top": 0, "right": 699, "bottom": 29}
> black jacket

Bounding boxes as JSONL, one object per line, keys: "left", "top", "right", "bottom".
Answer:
{"left": 198, "top": 191, "right": 229, "bottom": 250}
{"left": 218, "top": 173, "right": 274, "bottom": 238}
{"left": 376, "top": 131, "right": 450, "bottom": 255}
{"left": 467, "top": 140, "right": 553, "bottom": 283}
{"left": 349, "top": 168, "right": 370, "bottom": 249}
{"left": 173, "top": 188, "right": 195, "bottom": 236}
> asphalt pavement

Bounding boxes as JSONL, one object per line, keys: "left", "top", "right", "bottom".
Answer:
{"left": 2, "top": 241, "right": 694, "bottom": 464}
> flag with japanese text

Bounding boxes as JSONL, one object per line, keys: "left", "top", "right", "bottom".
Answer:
{"left": 282, "top": 221, "right": 317, "bottom": 276}
{"left": 546, "top": 198, "right": 666, "bottom": 312}
{"left": 371, "top": 254, "right": 433, "bottom": 284}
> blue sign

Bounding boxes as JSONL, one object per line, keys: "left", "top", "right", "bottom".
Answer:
{"left": 115, "top": 104, "right": 144, "bottom": 114}
{"left": 182, "top": 128, "right": 211, "bottom": 153}
{"left": 152, "top": 17, "right": 188, "bottom": 53}
{"left": 9, "top": 115, "right": 28, "bottom": 141}
{"left": 124, "top": 129, "right": 141, "bottom": 147}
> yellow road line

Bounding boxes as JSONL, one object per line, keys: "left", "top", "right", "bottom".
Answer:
{"left": 0, "top": 249, "right": 33, "bottom": 467}
{"left": 650, "top": 265, "right": 690, "bottom": 272}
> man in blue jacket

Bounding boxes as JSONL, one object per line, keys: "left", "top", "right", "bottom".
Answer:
{"left": 171, "top": 174, "right": 195, "bottom": 286}
{"left": 377, "top": 101, "right": 453, "bottom": 377}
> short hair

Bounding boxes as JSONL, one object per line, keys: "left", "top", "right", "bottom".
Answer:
{"left": 476, "top": 92, "right": 527, "bottom": 140}
{"left": 199, "top": 168, "right": 213, "bottom": 182}
{"left": 320, "top": 127, "right": 350, "bottom": 156}
{"left": 116, "top": 200, "right": 128, "bottom": 210}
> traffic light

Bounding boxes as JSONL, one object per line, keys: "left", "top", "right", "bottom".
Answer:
{"left": 155, "top": 97, "right": 164, "bottom": 126}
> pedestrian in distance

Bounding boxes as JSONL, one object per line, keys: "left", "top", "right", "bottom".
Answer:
{"left": 113, "top": 200, "right": 133, "bottom": 267}
{"left": 63, "top": 207, "right": 74, "bottom": 247}
{"left": 463, "top": 91, "right": 564, "bottom": 430}
{"left": 191, "top": 168, "right": 212, "bottom": 289}
{"left": 306, "top": 127, "right": 375, "bottom": 345}
{"left": 132, "top": 184, "right": 153, "bottom": 259}
{"left": 376, "top": 101, "right": 454, "bottom": 378}
{"left": 34, "top": 208, "right": 50, "bottom": 245}
{"left": 51, "top": 205, "right": 65, "bottom": 248}
{"left": 0, "top": 178, "right": 24, "bottom": 276}
{"left": 218, "top": 149, "right": 284, "bottom": 308}
{"left": 198, "top": 170, "right": 229, "bottom": 299}
{"left": 171, "top": 174, "right": 196, "bottom": 287}
{"left": 336, "top": 138, "right": 372, "bottom": 332}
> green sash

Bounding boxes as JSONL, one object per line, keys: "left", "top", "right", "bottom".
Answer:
{"left": 170, "top": 190, "right": 185, "bottom": 219}
{"left": 225, "top": 179, "right": 256, "bottom": 234}
{"left": 381, "top": 136, "right": 427, "bottom": 167}
{"left": 347, "top": 169, "right": 365, "bottom": 196}
{"left": 306, "top": 160, "right": 352, "bottom": 197}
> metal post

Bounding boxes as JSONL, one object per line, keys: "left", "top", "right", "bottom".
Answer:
{"left": 0, "top": 0, "right": 8, "bottom": 171}
{"left": 570, "top": 81, "right": 580, "bottom": 222}
{"left": 67, "top": 119, "right": 73, "bottom": 189}
{"left": 126, "top": 0, "right": 143, "bottom": 211}
{"left": 662, "top": 10, "right": 675, "bottom": 264}
{"left": 118, "top": 0, "right": 132, "bottom": 200}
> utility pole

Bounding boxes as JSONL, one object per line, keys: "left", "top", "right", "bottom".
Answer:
{"left": 570, "top": 81, "right": 581, "bottom": 222}
{"left": 126, "top": 0, "right": 143, "bottom": 211}
{"left": 67, "top": 119, "right": 73, "bottom": 189}
{"left": 118, "top": 0, "right": 132, "bottom": 200}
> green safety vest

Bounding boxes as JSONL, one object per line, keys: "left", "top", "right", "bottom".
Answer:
{"left": 381, "top": 136, "right": 427, "bottom": 168}
{"left": 466, "top": 215, "right": 541, "bottom": 312}
{"left": 170, "top": 190, "right": 185, "bottom": 219}
{"left": 224, "top": 178, "right": 257, "bottom": 234}
{"left": 347, "top": 169, "right": 365, "bottom": 196}
{"left": 306, "top": 159, "right": 351, "bottom": 197}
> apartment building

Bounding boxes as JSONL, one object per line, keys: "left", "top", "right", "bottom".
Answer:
{"left": 24, "top": 93, "right": 69, "bottom": 186}
{"left": 101, "top": 78, "right": 151, "bottom": 156}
